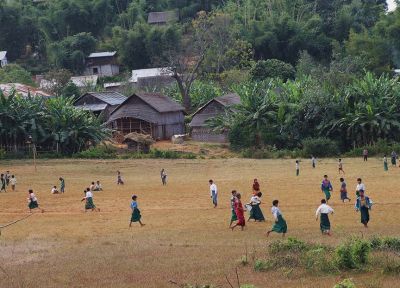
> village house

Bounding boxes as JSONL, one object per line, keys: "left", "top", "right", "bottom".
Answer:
{"left": 74, "top": 91, "right": 127, "bottom": 120}
{"left": 0, "top": 51, "right": 8, "bottom": 67}
{"left": 190, "top": 93, "right": 241, "bottom": 143}
{"left": 84, "top": 51, "right": 119, "bottom": 77}
{"left": 70, "top": 75, "right": 98, "bottom": 89}
{"left": 107, "top": 92, "right": 185, "bottom": 140}
{"left": 148, "top": 11, "right": 179, "bottom": 25}
{"left": 131, "top": 67, "right": 175, "bottom": 89}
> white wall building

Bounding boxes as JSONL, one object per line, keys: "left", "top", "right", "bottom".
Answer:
{"left": 84, "top": 52, "right": 119, "bottom": 77}
{"left": 0, "top": 51, "right": 8, "bottom": 67}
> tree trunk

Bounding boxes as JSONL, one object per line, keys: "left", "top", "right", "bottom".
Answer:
{"left": 173, "top": 73, "right": 191, "bottom": 112}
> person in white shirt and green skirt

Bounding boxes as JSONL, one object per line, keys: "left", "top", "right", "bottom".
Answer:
{"left": 315, "top": 199, "right": 334, "bottom": 236}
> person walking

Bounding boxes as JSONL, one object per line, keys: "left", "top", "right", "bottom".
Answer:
{"left": 160, "top": 169, "right": 167, "bottom": 186}
{"left": 209, "top": 180, "right": 218, "bottom": 208}
{"left": 1, "top": 174, "right": 6, "bottom": 192}
{"left": 355, "top": 190, "right": 372, "bottom": 228}
{"left": 321, "top": 175, "right": 333, "bottom": 202}
{"left": 363, "top": 149, "right": 368, "bottom": 161}
{"left": 130, "top": 195, "right": 145, "bottom": 227}
{"left": 315, "top": 199, "right": 334, "bottom": 236}
{"left": 267, "top": 200, "right": 287, "bottom": 237}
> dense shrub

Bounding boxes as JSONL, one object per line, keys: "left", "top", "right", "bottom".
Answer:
{"left": 250, "top": 59, "right": 295, "bottom": 82}
{"left": 302, "top": 137, "right": 339, "bottom": 157}
{"left": 333, "top": 279, "right": 357, "bottom": 288}
{"left": 0, "top": 148, "right": 5, "bottom": 159}
{"left": 73, "top": 145, "right": 117, "bottom": 159}
{"left": 269, "top": 237, "right": 308, "bottom": 254}
{"left": 335, "top": 238, "right": 370, "bottom": 269}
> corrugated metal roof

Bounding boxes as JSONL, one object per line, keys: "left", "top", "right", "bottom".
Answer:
{"left": 135, "top": 92, "right": 184, "bottom": 113}
{"left": 85, "top": 91, "right": 127, "bottom": 105}
{"left": 75, "top": 103, "right": 108, "bottom": 111}
{"left": 0, "top": 51, "right": 7, "bottom": 59}
{"left": 130, "top": 67, "right": 173, "bottom": 82}
{"left": 88, "top": 51, "right": 116, "bottom": 58}
{"left": 214, "top": 93, "right": 241, "bottom": 106}
{"left": 148, "top": 11, "right": 178, "bottom": 24}
{"left": 0, "top": 83, "right": 52, "bottom": 98}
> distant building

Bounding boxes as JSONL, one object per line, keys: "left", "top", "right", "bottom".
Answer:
{"left": 148, "top": 11, "right": 179, "bottom": 25}
{"left": 190, "top": 93, "right": 241, "bottom": 143}
{"left": 70, "top": 75, "right": 99, "bottom": 88}
{"left": 0, "top": 51, "right": 8, "bottom": 67}
{"left": 107, "top": 92, "right": 185, "bottom": 140}
{"left": 131, "top": 67, "right": 175, "bottom": 89}
{"left": 84, "top": 51, "right": 119, "bottom": 77}
{"left": 0, "top": 83, "right": 53, "bottom": 98}
{"left": 74, "top": 91, "right": 127, "bottom": 120}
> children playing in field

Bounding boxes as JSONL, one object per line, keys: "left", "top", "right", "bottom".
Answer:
{"left": 321, "top": 175, "right": 333, "bottom": 202}
{"left": 355, "top": 190, "right": 372, "bottom": 228}
{"left": 295, "top": 160, "right": 300, "bottom": 176}
{"left": 248, "top": 192, "right": 265, "bottom": 222}
{"left": 28, "top": 189, "right": 44, "bottom": 213}
{"left": 93, "top": 181, "right": 103, "bottom": 191}
{"left": 51, "top": 186, "right": 59, "bottom": 194}
{"left": 391, "top": 151, "right": 397, "bottom": 166}
{"left": 338, "top": 159, "right": 345, "bottom": 174}
{"left": 384, "top": 155, "right": 389, "bottom": 171}
{"left": 160, "top": 169, "right": 167, "bottom": 185}
{"left": 252, "top": 179, "right": 260, "bottom": 194}
{"left": 315, "top": 199, "right": 334, "bottom": 236}
{"left": 356, "top": 178, "right": 365, "bottom": 197}
{"left": 90, "top": 182, "right": 96, "bottom": 191}
{"left": 231, "top": 193, "right": 245, "bottom": 231}
{"left": 130, "top": 195, "right": 145, "bottom": 227}
{"left": 9, "top": 175, "right": 16, "bottom": 191}
{"left": 340, "top": 178, "right": 351, "bottom": 202}
{"left": 81, "top": 188, "right": 99, "bottom": 212}
{"left": 209, "top": 179, "right": 218, "bottom": 208}
{"left": 229, "top": 190, "right": 238, "bottom": 228}
{"left": 267, "top": 200, "right": 287, "bottom": 237}
{"left": 59, "top": 177, "right": 65, "bottom": 193}
{"left": 117, "top": 171, "right": 124, "bottom": 185}
{"left": 1, "top": 174, "right": 6, "bottom": 192}
{"left": 311, "top": 156, "right": 316, "bottom": 168}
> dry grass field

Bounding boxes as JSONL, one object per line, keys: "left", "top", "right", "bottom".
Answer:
{"left": 0, "top": 158, "right": 399, "bottom": 288}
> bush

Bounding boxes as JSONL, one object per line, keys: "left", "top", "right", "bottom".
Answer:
{"left": 73, "top": 145, "right": 117, "bottom": 159}
{"left": 269, "top": 237, "right": 308, "bottom": 254}
{"left": 254, "top": 259, "right": 275, "bottom": 272}
{"left": 333, "top": 279, "right": 357, "bottom": 288}
{"left": 302, "top": 247, "right": 336, "bottom": 273}
{"left": 335, "top": 238, "right": 370, "bottom": 270}
{"left": 0, "top": 148, "right": 5, "bottom": 159}
{"left": 302, "top": 137, "right": 339, "bottom": 157}
{"left": 250, "top": 59, "right": 295, "bottom": 82}
{"left": 344, "top": 139, "right": 400, "bottom": 157}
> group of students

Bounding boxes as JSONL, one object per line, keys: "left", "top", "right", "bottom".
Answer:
{"left": 1, "top": 171, "right": 17, "bottom": 192}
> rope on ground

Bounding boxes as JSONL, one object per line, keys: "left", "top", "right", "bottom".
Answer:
{"left": 0, "top": 213, "right": 34, "bottom": 236}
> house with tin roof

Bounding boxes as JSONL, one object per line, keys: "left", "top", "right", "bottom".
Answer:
{"left": 148, "top": 11, "right": 179, "bottom": 25}
{"left": 84, "top": 51, "right": 119, "bottom": 77}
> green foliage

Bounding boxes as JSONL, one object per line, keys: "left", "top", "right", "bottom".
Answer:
{"left": 0, "top": 64, "right": 35, "bottom": 86}
{"left": 333, "top": 279, "right": 357, "bottom": 288}
{"left": 250, "top": 59, "right": 295, "bottom": 82}
{"left": 240, "top": 285, "right": 257, "bottom": 288}
{"left": 302, "top": 137, "right": 339, "bottom": 157}
{"left": 302, "top": 247, "right": 337, "bottom": 274}
{"left": 335, "top": 238, "right": 371, "bottom": 270}
{"left": 0, "top": 148, "right": 5, "bottom": 159}
{"left": 269, "top": 237, "right": 307, "bottom": 254}
{"left": 73, "top": 145, "right": 117, "bottom": 159}
{"left": 254, "top": 259, "right": 275, "bottom": 272}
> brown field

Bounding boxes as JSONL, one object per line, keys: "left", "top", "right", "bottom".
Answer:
{"left": 0, "top": 158, "right": 399, "bottom": 288}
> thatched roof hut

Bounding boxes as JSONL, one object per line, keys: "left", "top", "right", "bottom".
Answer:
{"left": 122, "top": 132, "right": 155, "bottom": 153}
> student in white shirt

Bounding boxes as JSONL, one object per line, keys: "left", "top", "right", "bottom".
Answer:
{"left": 311, "top": 156, "right": 316, "bottom": 168}
{"left": 51, "top": 186, "right": 59, "bottom": 194}
{"left": 315, "top": 199, "right": 334, "bottom": 236}
{"left": 356, "top": 178, "right": 365, "bottom": 197}
{"left": 9, "top": 175, "right": 17, "bottom": 191}
{"left": 28, "top": 189, "right": 44, "bottom": 213}
{"left": 295, "top": 160, "right": 300, "bottom": 176}
{"left": 267, "top": 200, "right": 287, "bottom": 237}
{"left": 81, "top": 188, "right": 99, "bottom": 212}
{"left": 209, "top": 179, "right": 218, "bottom": 208}
{"left": 93, "top": 181, "right": 103, "bottom": 191}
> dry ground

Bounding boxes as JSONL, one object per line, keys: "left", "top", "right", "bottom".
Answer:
{"left": 0, "top": 158, "right": 399, "bottom": 288}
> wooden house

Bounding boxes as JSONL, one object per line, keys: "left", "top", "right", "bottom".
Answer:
{"left": 190, "top": 93, "right": 241, "bottom": 143}
{"left": 74, "top": 91, "right": 127, "bottom": 120}
{"left": 148, "top": 11, "right": 179, "bottom": 25}
{"left": 84, "top": 51, "right": 119, "bottom": 77}
{"left": 107, "top": 92, "right": 185, "bottom": 140}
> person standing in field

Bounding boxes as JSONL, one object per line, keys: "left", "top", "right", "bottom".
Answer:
{"left": 384, "top": 155, "right": 389, "bottom": 171}
{"left": 391, "top": 151, "right": 397, "bottom": 166}
{"left": 248, "top": 192, "right": 265, "bottom": 222}
{"left": 231, "top": 193, "right": 245, "bottom": 231}
{"left": 117, "top": 170, "right": 124, "bottom": 185}
{"left": 267, "top": 200, "right": 287, "bottom": 237}
{"left": 130, "top": 195, "right": 145, "bottom": 227}
{"left": 252, "top": 178, "right": 260, "bottom": 194}
{"left": 311, "top": 156, "right": 316, "bottom": 168}
{"left": 355, "top": 178, "right": 365, "bottom": 197}
{"left": 9, "top": 175, "right": 17, "bottom": 191}
{"left": 90, "top": 182, "right": 96, "bottom": 191}
{"left": 321, "top": 175, "right": 333, "bottom": 202}
{"left": 340, "top": 178, "right": 351, "bottom": 203}
{"left": 338, "top": 159, "right": 345, "bottom": 174}
{"left": 355, "top": 190, "right": 372, "bottom": 228}
{"left": 316, "top": 199, "right": 334, "bottom": 236}
{"left": 81, "top": 188, "right": 100, "bottom": 212}
{"left": 363, "top": 149, "right": 368, "bottom": 161}
{"left": 209, "top": 179, "right": 218, "bottom": 208}
{"left": 5, "top": 171, "right": 10, "bottom": 186}
{"left": 1, "top": 174, "right": 7, "bottom": 192}
{"left": 229, "top": 190, "right": 238, "bottom": 228}
{"left": 59, "top": 177, "right": 65, "bottom": 193}
{"left": 28, "top": 189, "right": 44, "bottom": 213}
{"left": 160, "top": 169, "right": 167, "bottom": 186}
{"left": 295, "top": 160, "right": 300, "bottom": 176}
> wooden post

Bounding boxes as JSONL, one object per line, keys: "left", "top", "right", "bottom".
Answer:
{"left": 33, "top": 143, "right": 37, "bottom": 172}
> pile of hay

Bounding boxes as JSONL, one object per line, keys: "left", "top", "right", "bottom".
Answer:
{"left": 123, "top": 132, "right": 155, "bottom": 145}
